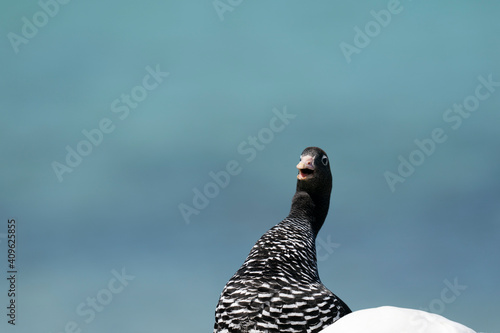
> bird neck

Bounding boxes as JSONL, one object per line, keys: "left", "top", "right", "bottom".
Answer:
{"left": 288, "top": 190, "right": 330, "bottom": 237}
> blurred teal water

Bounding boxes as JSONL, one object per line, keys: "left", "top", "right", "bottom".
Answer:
{"left": 1, "top": 1, "right": 499, "bottom": 332}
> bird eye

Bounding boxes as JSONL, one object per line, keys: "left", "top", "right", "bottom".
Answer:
{"left": 321, "top": 155, "right": 328, "bottom": 166}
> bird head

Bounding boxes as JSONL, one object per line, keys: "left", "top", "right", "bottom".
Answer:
{"left": 296, "top": 147, "right": 332, "bottom": 198}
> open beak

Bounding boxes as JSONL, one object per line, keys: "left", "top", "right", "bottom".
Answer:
{"left": 297, "top": 155, "right": 315, "bottom": 180}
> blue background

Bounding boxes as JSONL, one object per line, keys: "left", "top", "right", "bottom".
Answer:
{"left": 1, "top": 1, "right": 499, "bottom": 332}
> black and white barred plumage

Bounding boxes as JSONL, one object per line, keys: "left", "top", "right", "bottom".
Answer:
{"left": 214, "top": 147, "right": 351, "bottom": 333}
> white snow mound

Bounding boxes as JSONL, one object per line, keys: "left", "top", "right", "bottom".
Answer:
{"left": 319, "top": 306, "right": 476, "bottom": 333}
